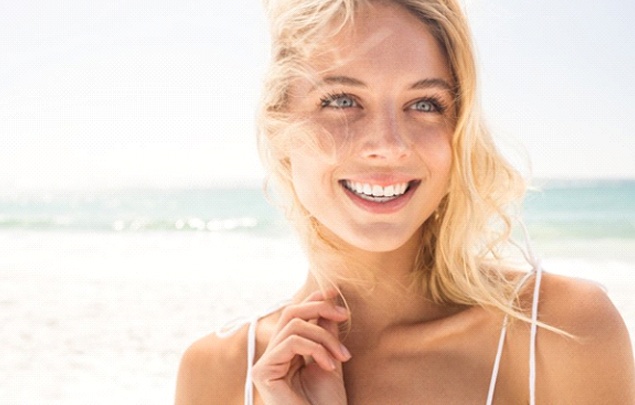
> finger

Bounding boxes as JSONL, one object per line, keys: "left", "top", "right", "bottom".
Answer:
{"left": 317, "top": 312, "right": 340, "bottom": 337}
{"left": 270, "top": 318, "right": 351, "bottom": 362}
{"left": 304, "top": 287, "right": 340, "bottom": 302}
{"left": 261, "top": 334, "right": 339, "bottom": 375}
{"left": 317, "top": 316, "right": 351, "bottom": 363}
{"left": 276, "top": 300, "right": 348, "bottom": 332}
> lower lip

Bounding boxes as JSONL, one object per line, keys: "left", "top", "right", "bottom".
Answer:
{"left": 341, "top": 181, "right": 420, "bottom": 214}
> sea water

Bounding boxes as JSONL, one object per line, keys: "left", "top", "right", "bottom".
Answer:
{"left": 1, "top": 180, "right": 633, "bottom": 404}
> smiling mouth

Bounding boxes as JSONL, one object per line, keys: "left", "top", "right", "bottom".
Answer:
{"left": 340, "top": 180, "right": 418, "bottom": 203}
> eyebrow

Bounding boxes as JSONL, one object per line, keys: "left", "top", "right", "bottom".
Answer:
{"left": 310, "top": 75, "right": 454, "bottom": 93}
{"left": 309, "top": 76, "right": 368, "bottom": 91}
{"left": 409, "top": 78, "right": 454, "bottom": 93}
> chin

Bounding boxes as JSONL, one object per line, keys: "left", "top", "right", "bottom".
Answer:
{"left": 353, "top": 240, "right": 411, "bottom": 253}
{"left": 314, "top": 217, "right": 425, "bottom": 255}
{"left": 340, "top": 228, "right": 420, "bottom": 254}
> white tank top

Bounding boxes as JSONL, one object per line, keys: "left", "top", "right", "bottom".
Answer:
{"left": 226, "top": 225, "right": 545, "bottom": 405}
{"left": 235, "top": 263, "right": 543, "bottom": 405}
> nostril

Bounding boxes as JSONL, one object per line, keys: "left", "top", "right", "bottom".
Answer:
{"left": 356, "top": 116, "right": 411, "bottom": 160}
{"left": 361, "top": 141, "right": 410, "bottom": 160}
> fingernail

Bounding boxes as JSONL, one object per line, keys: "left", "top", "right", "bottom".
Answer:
{"left": 340, "top": 344, "right": 352, "bottom": 360}
{"left": 329, "top": 357, "right": 337, "bottom": 370}
{"left": 335, "top": 306, "right": 348, "bottom": 314}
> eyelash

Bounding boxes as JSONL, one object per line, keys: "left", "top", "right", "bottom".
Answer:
{"left": 319, "top": 92, "right": 358, "bottom": 109}
{"left": 319, "top": 92, "right": 447, "bottom": 114}
{"left": 410, "top": 97, "right": 447, "bottom": 114}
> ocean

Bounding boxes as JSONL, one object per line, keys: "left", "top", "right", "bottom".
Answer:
{"left": 1, "top": 179, "right": 634, "bottom": 403}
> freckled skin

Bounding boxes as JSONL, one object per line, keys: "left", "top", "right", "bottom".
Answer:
{"left": 175, "top": 3, "right": 635, "bottom": 404}
{"left": 287, "top": 3, "right": 455, "bottom": 253}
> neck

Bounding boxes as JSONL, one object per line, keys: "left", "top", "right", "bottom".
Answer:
{"left": 296, "top": 230, "right": 458, "bottom": 343}
{"left": 315, "top": 223, "right": 425, "bottom": 287}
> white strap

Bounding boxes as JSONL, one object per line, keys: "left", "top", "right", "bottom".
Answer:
{"left": 485, "top": 270, "right": 534, "bottom": 405}
{"left": 529, "top": 260, "right": 543, "bottom": 405}
{"left": 215, "top": 316, "right": 253, "bottom": 338}
{"left": 486, "top": 220, "right": 542, "bottom": 405}
{"left": 238, "top": 300, "right": 291, "bottom": 405}
{"left": 519, "top": 220, "right": 542, "bottom": 405}
{"left": 244, "top": 316, "right": 258, "bottom": 405}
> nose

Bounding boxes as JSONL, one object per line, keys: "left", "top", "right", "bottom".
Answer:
{"left": 358, "top": 106, "right": 410, "bottom": 161}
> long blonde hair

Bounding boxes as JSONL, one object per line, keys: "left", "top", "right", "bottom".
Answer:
{"left": 257, "top": 0, "right": 532, "bottom": 320}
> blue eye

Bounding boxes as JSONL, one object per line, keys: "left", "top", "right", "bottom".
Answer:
{"left": 411, "top": 99, "right": 437, "bottom": 112}
{"left": 320, "top": 93, "right": 358, "bottom": 109}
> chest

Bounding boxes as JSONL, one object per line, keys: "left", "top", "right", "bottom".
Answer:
{"left": 338, "top": 326, "right": 528, "bottom": 404}
{"left": 341, "top": 350, "right": 488, "bottom": 404}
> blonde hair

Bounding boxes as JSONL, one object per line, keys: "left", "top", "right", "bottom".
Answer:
{"left": 257, "top": 0, "right": 534, "bottom": 321}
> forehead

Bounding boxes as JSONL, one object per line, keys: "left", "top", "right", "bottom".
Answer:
{"left": 310, "top": 3, "right": 440, "bottom": 57}
{"left": 304, "top": 2, "right": 451, "bottom": 82}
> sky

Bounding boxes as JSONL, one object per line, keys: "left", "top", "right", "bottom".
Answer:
{"left": 1, "top": 0, "right": 634, "bottom": 190}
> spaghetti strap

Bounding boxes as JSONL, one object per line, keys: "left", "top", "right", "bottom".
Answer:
{"left": 225, "top": 301, "right": 290, "bottom": 405}
{"left": 528, "top": 259, "right": 543, "bottom": 405}
{"left": 244, "top": 317, "right": 258, "bottom": 405}
{"left": 238, "top": 226, "right": 545, "bottom": 405}
{"left": 486, "top": 221, "right": 544, "bottom": 405}
{"left": 486, "top": 271, "right": 534, "bottom": 404}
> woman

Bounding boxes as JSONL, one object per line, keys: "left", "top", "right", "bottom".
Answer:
{"left": 176, "top": 0, "right": 635, "bottom": 403}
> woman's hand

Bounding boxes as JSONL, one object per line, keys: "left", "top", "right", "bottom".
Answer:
{"left": 251, "top": 289, "right": 351, "bottom": 405}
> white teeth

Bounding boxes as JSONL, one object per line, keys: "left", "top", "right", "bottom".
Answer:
{"left": 344, "top": 180, "right": 410, "bottom": 199}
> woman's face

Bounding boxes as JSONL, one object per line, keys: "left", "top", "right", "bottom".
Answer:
{"left": 287, "top": 2, "right": 455, "bottom": 253}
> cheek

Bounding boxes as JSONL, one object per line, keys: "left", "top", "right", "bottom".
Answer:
{"left": 310, "top": 118, "right": 356, "bottom": 160}
{"left": 289, "top": 151, "right": 333, "bottom": 209}
{"left": 289, "top": 117, "right": 353, "bottom": 167}
{"left": 290, "top": 153, "right": 311, "bottom": 194}
{"left": 410, "top": 123, "right": 453, "bottom": 169}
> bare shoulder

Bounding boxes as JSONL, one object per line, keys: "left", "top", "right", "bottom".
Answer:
{"left": 538, "top": 273, "right": 625, "bottom": 332}
{"left": 174, "top": 325, "right": 249, "bottom": 405}
{"left": 536, "top": 273, "right": 635, "bottom": 402}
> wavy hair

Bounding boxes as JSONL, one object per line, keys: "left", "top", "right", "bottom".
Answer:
{"left": 257, "top": 0, "right": 534, "bottom": 321}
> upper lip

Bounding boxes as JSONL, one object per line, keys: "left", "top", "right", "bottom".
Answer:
{"left": 339, "top": 173, "right": 419, "bottom": 187}
{"left": 339, "top": 173, "right": 422, "bottom": 198}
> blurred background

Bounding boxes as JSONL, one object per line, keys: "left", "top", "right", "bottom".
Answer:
{"left": 1, "top": 0, "right": 633, "bottom": 403}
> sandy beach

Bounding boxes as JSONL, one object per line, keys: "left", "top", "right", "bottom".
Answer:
{"left": 1, "top": 228, "right": 633, "bottom": 404}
